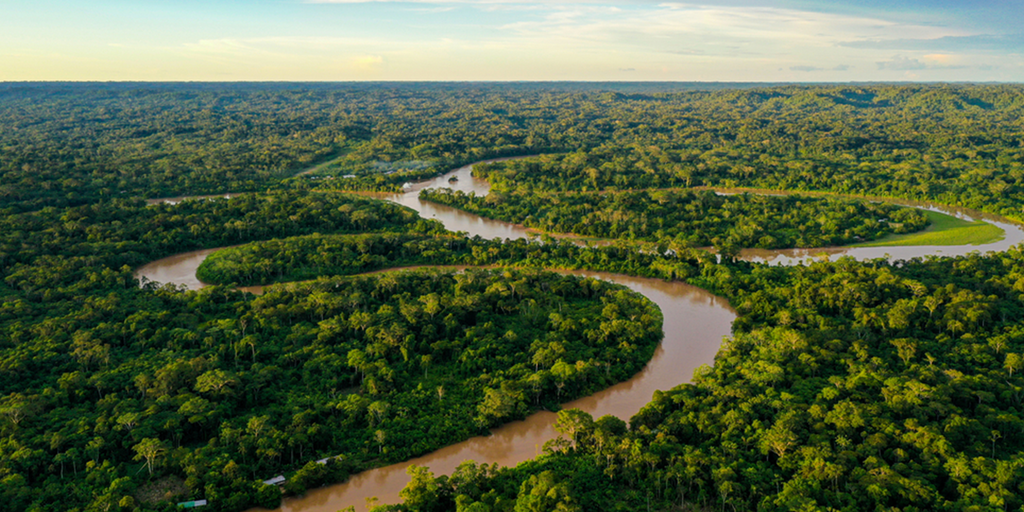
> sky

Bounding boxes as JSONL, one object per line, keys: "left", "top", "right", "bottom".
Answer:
{"left": 1, "top": 0, "right": 1022, "bottom": 82}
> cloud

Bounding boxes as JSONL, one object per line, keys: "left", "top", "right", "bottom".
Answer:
{"left": 876, "top": 55, "right": 927, "bottom": 70}
{"left": 790, "top": 64, "right": 850, "bottom": 72}
{"left": 155, "top": 1, "right": 1018, "bottom": 80}
{"left": 354, "top": 55, "right": 384, "bottom": 69}
{"left": 876, "top": 54, "right": 970, "bottom": 71}
{"left": 923, "top": 53, "right": 954, "bottom": 64}
{"left": 493, "top": 2, "right": 958, "bottom": 57}
{"left": 839, "top": 34, "right": 1024, "bottom": 53}
{"left": 303, "top": 0, "right": 972, "bottom": 70}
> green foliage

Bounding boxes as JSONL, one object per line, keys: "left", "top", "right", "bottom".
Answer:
{"left": 395, "top": 250, "right": 1024, "bottom": 512}
{"left": 400, "top": 466, "right": 441, "bottom": 512}
{"left": 0, "top": 84, "right": 352, "bottom": 211}
{"left": 192, "top": 228, "right": 727, "bottom": 291}
{"left": 6, "top": 82, "right": 1024, "bottom": 512}
{"left": 8, "top": 83, "right": 1024, "bottom": 217}
{"left": 0, "top": 260, "right": 660, "bottom": 512}
{"left": 513, "top": 471, "right": 578, "bottom": 512}
{"left": 423, "top": 187, "right": 928, "bottom": 249}
{"left": 0, "top": 191, "right": 427, "bottom": 297}
{"left": 0, "top": 158, "right": 669, "bottom": 512}
{"left": 854, "top": 209, "right": 1004, "bottom": 247}
{"left": 197, "top": 233, "right": 465, "bottom": 286}
{"left": 459, "top": 87, "right": 1024, "bottom": 221}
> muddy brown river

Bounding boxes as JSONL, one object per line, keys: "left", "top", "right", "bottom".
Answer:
{"left": 134, "top": 156, "right": 1024, "bottom": 512}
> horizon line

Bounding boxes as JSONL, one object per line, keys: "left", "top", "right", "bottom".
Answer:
{"left": 2, "top": 80, "right": 1022, "bottom": 85}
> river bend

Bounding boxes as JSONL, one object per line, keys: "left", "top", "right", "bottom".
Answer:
{"left": 134, "top": 156, "right": 1024, "bottom": 512}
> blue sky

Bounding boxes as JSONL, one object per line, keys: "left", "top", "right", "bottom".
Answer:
{"left": 1, "top": 0, "right": 1021, "bottom": 81}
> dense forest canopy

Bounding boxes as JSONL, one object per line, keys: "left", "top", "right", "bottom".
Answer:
{"left": 4, "top": 83, "right": 1024, "bottom": 213}
{"left": 195, "top": 233, "right": 475, "bottom": 286}
{"left": 0, "top": 181, "right": 667, "bottom": 511}
{"left": 420, "top": 187, "right": 929, "bottom": 250}
{"left": 384, "top": 248, "right": 1024, "bottom": 512}
{"left": 2, "top": 83, "right": 1024, "bottom": 512}
{"left": 1, "top": 262, "right": 661, "bottom": 512}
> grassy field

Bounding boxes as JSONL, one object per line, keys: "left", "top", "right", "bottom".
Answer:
{"left": 853, "top": 210, "right": 1005, "bottom": 247}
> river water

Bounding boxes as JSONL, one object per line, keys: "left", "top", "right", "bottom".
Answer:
{"left": 737, "top": 199, "right": 1024, "bottom": 265}
{"left": 139, "top": 157, "right": 1024, "bottom": 283}
{"left": 145, "top": 192, "right": 245, "bottom": 206}
{"left": 379, "top": 156, "right": 539, "bottom": 241}
{"left": 135, "top": 156, "right": 1024, "bottom": 512}
{"left": 258, "top": 270, "right": 734, "bottom": 512}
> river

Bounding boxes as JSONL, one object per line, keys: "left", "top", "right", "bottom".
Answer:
{"left": 134, "top": 156, "right": 1024, "bottom": 512}
{"left": 139, "top": 157, "right": 1024, "bottom": 281}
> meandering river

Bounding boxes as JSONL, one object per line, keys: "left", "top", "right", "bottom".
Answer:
{"left": 135, "top": 156, "right": 1024, "bottom": 512}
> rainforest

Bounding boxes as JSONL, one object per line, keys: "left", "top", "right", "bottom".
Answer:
{"left": 2, "top": 82, "right": 1024, "bottom": 512}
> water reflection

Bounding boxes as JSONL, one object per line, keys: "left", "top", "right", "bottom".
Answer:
{"left": 380, "top": 158, "right": 1024, "bottom": 265}
{"left": 377, "top": 157, "right": 540, "bottom": 242}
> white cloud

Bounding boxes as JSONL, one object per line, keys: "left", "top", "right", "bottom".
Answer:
{"left": 497, "top": 3, "right": 959, "bottom": 51}
{"left": 923, "top": 53, "right": 954, "bottom": 64}
{"left": 876, "top": 55, "right": 927, "bottom": 70}
{"left": 189, "top": 2, "right": 972, "bottom": 67}
{"left": 839, "top": 34, "right": 1023, "bottom": 53}
{"left": 150, "top": 2, "right": 1013, "bottom": 80}
{"left": 876, "top": 54, "right": 970, "bottom": 71}
{"left": 354, "top": 55, "right": 384, "bottom": 69}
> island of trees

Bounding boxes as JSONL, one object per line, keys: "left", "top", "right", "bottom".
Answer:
{"left": 421, "top": 187, "right": 929, "bottom": 251}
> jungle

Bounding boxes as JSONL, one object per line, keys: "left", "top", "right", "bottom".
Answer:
{"left": 2, "top": 83, "right": 1024, "bottom": 512}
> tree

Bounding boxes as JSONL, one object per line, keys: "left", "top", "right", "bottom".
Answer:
{"left": 132, "top": 438, "right": 166, "bottom": 477}
{"left": 476, "top": 384, "right": 524, "bottom": 427}
{"left": 554, "top": 409, "right": 595, "bottom": 451}
{"left": 400, "top": 465, "right": 440, "bottom": 511}
{"left": 0, "top": 394, "right": 30, "bottom": 428}
{"left": 1006, "top": 353, "right": 1023, "bottom": 377}
{"left": 195, "top": 369, "right": 236, "bottom": 396}
{"left": 514, "top": 471, "right": 579, "bottom": 512}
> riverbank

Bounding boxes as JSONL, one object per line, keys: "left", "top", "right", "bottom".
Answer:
{"left": 134, "top": 155, "right": 1024, "bottom": 512}
{"left": 853, "top": 209, "right": 1004, "bottom": 247}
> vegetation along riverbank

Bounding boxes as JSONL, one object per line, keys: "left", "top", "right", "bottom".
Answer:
{"left": 3, "top": 83, "right": 1024, "bottom": 512}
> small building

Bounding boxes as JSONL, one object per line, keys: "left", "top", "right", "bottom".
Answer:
{"left": 262, "top": 475, "right": 286, "bottom": 486}
{"left": 177, "top": 500, "right": 208, "bottom": 509}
